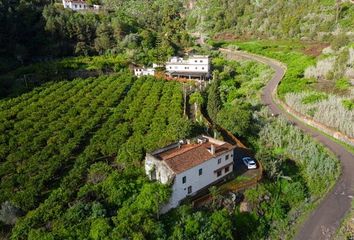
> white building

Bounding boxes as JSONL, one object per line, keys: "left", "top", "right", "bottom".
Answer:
{"left": 133, "top": 67, "right": 155, "bottom": 77}
{"left": 62, "top": 0, "right": 89, "bottom": 10}
{"left": 166, "top": 55, "right": 211, "bottom": 80}
{"left": 145, "top": 135, "right": 235, "bottom": 212}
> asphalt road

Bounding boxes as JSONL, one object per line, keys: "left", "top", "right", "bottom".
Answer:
{"left": 220, "top": 48, "right": 354, "bottom": 240}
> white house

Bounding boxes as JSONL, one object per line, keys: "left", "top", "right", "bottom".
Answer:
{"left": 145, "top": 135, "right": 235, "bottom": 212}
{"left": 62, "top": 0, "right": 89, "bottom": 10}
{"left": 165, "top": 55, "right": 211, "bottom": 80}
{"left": 133, "top": 67, "right": 155, "bottom": 77}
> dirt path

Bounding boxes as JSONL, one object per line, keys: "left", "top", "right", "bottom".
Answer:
{"left": 220, "top": 48, "right": 354, "bottom": 240}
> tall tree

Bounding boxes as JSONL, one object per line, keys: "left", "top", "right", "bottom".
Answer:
{"left": 189, "top": 91, "right": 204, "bottom": 121}
{"left": 207, "top": 71, "right": 221, "bottom": 122}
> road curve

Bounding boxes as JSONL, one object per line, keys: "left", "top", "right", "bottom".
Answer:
{"left": 220, "top": 48, "right": 354, "bottom": 240}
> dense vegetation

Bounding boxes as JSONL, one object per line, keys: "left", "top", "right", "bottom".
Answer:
{"left": 1, "top": 0, "right": 192, "bottom": 98}
{"left": 0, "top": 0, "right": 191, "bottom": 75}
{"left": 1, "top": 0, "right": 350, "bottom": 238}
{"left": 187, "top": 0, "right": 354, "bottom": 41}
{"left": 218, "top": 41, "right": 316, "bottom": 97}
{"left": 286, "top": 92, "right": 353, "bottom": 137}
{"left": 0, "top": 73, "right": 193, "bottom": 239}
{"left": 205, "top": 56, "right": 339, "bottom": 239}
{"left": 0, "top": 54, "right": 130, "bottom": 98}
{"left": 217, "top": 40, "right": 354, "bottom": 139}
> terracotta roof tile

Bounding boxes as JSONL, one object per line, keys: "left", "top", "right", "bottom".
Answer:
{"left": 155, "top": 142, "right": 235, "bottom": 174}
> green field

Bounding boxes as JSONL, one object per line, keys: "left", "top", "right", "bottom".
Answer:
{"left": 0, "top": 73, "right": 191, "bottom": 239}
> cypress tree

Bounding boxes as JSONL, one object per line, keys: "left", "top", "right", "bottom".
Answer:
{"left": 207, "top": 71, "right": 221, "bottom": 122}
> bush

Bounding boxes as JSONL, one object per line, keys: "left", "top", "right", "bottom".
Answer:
{"left": 331, "top": 33, "right": 349, "bottom": 51}
{"left": 335, "top": 78, "right": 351, "bottom": 91}
{"left": 216, "top": 103, "right": 252, "bottom": 137}
{"left": 301, "top": 92, "right": 328, "bottom": 104}
{"left": 342, "top": 99, "right": 354, "bottom": 110}
{"left": 286, "top": 92, "right": 354, "bottom": 137}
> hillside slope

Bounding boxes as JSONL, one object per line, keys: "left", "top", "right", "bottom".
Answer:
{"left": 187, "top": 0, "right": 354, "bottom": 41}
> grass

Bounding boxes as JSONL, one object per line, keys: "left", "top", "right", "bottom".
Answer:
{"left": 219, "top": 174, "right": 254, "bottom": 192}
{"left": 335, "top": 199, "right": 354, "bottom": 239}
{"left": 215, "top": 45, "right": 341, "bottom": 239}
{"left": 217, "top": 39, "right": 354, "bottom": 154}
{"left": 276, "top": 93, "right": 354, "bottom": 155}
{"left": 212, "top": 40, "right": 317, "bottom": 99}
{"left": 301, "top": 92, "right": 328, "bottom": 104}
{"left": 335, "top": 78, "right": 351, "bottom": 91}
{"left": 342, "top": 99, "right": 354, "bottom": 111}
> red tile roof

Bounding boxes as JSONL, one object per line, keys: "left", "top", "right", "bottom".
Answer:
{"left": 155, "top": 141, "right": 235, "bottom": 174}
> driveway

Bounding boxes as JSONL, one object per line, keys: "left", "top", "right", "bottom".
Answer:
{"left": 220, "top": 48, "right": 354, "bottom": 240}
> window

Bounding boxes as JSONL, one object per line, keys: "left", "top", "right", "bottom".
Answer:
{"left": 217, "top": 158, "right": 221, "bottom": 164}
{"left": 79, "top": 4, "right": 81, "bottom": 7}
{"left": 182, "top": 176, "right": 186, "bottom": 184}
{"left": 202, "top": 67, "right": 205, "bottom": 70}
{"left": 200, "top": 60, "right": 203, "bottom": 63}
{"left": 199, "top": 168, "right": 202, "bottom": 176}
{"left": 195, "top": 60, "right": 197, "bottom": 63}
{"left": 188, "top": 186, "right": 192, "bottom": 194}
{"left": 169, "top": 66, "right": 172, "bottom": 69}
{"left": 195, "top": 67, "right": 198, "bottom": 70}
{"left": 225, "top": 166, "right": 229, "bottom": 173}
{"left": 74, "top": 4, "right": 77, "bottom": 7}
{"left": 225, "top": 154, "right": 229, "bottom": 160}
{"left": 217, "top": 170, "right": 222, "bottom": 177}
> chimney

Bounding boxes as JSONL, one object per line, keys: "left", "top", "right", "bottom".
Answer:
{"left": 210, "top": 144, "right": 215, "bottom": 155}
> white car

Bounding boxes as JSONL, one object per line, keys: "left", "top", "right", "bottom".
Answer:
{"left": 242, "top": 157, "right": 257, "bottom": 170}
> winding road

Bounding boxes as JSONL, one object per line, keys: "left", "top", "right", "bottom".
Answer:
{"left": 220, "top": 48, "right": 354, "bottom": 240}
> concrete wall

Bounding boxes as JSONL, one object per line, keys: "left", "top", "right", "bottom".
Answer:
{"left": 145, "top": 154, "right": 175, "bottom": 185}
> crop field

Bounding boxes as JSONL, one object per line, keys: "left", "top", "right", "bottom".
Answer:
{"left": 0, "top": 73, "right": 190, "bottom": 239}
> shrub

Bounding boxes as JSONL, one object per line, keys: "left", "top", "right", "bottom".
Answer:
{"left": 301, "top": 92, "right": 328, "bottom": 104}
{"left": 286, "top": 92, "right": 354, "bottom": 137}
{"left": 342, "top": 99, "right": 354, "bottom": 110}
{"left": 335, "top": 78, "right": 351, "bottom": 91}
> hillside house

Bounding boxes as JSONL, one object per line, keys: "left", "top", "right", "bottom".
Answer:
{"left": 133, "top": 63, "right": 162, "bottom": 77}
{"left": 145, "top": 136, "right": 235, "bottom": 212}
{"left": 166, "top": 55, "right": 211, "bottom": 80}
{"left": 133, "top": 67, "right": 155, "bottom": 77}
{"left": 62, "top": 0, "right": 89, "bottom": 10}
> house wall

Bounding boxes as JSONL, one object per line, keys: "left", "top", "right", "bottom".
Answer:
{"left": 62, "top": 1, "right": 88, "bottom": 10}
{"left": 145, "top": 154, "right": 175, "bottom": 185}
{"left": 161, "top": 149, "right": 235, "bottom": 212}
{"left": 134, "top": 68, "right": 155, "bottom": 77}
{"left": 166, "top": 57, "right": 210, "bottom": 74}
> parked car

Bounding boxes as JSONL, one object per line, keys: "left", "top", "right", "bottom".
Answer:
{"left": 242, "top": 157, "right": 257, "bottom": 169}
